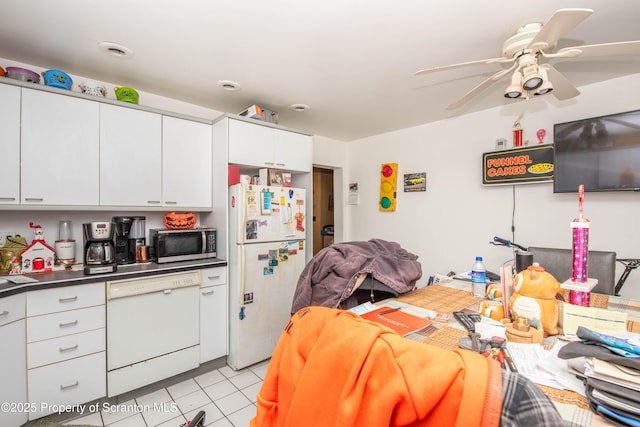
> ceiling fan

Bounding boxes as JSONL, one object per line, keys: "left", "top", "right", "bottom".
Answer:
{"left": 415, "top": 8, "right": 640, "bottom": 110}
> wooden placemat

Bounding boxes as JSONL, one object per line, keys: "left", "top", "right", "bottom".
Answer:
{"left": 418, "top": 325, "right": 468, "bottom": 349}
{"left": 396, "top": 284, "right": 483, "bottom": 314}
{"left": 536, "top": 385, "right": 590, "bottom": 410}
{"left": 589, "top": 292, "right": 609, "bottom": 309}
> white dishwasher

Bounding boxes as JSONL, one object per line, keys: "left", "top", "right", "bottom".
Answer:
{"left": 106, "top": 271, "right": 201, "bottom": 397}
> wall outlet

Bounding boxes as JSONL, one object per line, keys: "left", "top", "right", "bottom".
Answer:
{"left": 0, "top": 231, "right": 18, "bottom": 247}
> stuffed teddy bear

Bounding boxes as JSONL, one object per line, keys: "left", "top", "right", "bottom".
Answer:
{"left": 509, "top": 263, "right": 563, "bottom": 336}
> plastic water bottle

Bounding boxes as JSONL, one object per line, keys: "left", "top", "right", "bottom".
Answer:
{"left": 471, "top": 256, "right": 487, "bottom": 298}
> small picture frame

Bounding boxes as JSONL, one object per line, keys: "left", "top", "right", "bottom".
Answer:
{"left": 403, "top": 172, "right": 427, "bottom": 192}
{"left": 282, "top": 172, "right": 292, "bottom": 187}
{"left": 268, "top": 169, "right": 284, "bottom": 187}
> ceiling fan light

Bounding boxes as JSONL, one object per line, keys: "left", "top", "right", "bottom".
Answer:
{"left": 535, "top": 85, "right": 553, "bottom": 95}
{"left": 522, "top": 65, "right": 543, "bottom": 91}
{"left": 534, "top": 67, "right": 553, "bottom": 95}
{"left": 504, "top": 71, "right": 523, "bottom": 99}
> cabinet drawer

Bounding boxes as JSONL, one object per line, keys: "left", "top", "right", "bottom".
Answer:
{"left": 27, "top": 328, "right": 105, "bottom": 369}
{"left": 200, "top": 267, "right": 226, "bottom": 287}
{"left": 27, "top": 282, "right": 105, "bottom": 316}
{"left": 28, "top": 351, "right": 106, "bottom": 419}
{"left": 27, "top": 305, "right": 105, "bottom": 343}
{"left": 0, "top": 293, "right": 25, "bottom": 327}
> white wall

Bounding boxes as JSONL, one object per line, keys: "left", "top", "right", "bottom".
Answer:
{"left": 344, "top": 74, "right": 640, "bottom": 299}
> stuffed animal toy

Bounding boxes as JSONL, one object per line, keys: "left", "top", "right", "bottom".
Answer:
{"left": 486, "top": 283, "right": 503, "bottom": 300}
{"left": 479, "top": 301, "right": 505, "bottom": 321}
{"left": 509, "top": 263, "right": 563, "bottom": 336}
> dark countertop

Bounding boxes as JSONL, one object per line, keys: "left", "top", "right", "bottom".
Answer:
{"left": 0, "top": 258, "right": 228, "bottom": 298}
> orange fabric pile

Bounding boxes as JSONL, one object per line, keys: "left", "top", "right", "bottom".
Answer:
{"left": 252, "top": 306, "right": 502, "bottom": 427}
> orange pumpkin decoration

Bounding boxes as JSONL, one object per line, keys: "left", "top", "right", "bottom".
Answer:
{"left": 163, "top": 212, "right": 197, "bottom": 230}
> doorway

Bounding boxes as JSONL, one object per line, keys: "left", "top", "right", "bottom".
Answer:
{"left": 313, "top": 167, "right": 334, "bottom": 255}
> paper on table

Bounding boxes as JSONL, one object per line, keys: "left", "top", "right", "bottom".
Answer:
{"left": 507, "top": 341, "right": 586, "bottom": 395}
{"left": 562, "top": 303, "right": 628, "bottom": 337}
{"left": 3, "top": 275, "right": 39, "bottom": 284}
{"left": 475, "top": 317, "right": 506, "bottom": 340}
{"left": 347, "top": 302, "right": 379, "bottom": 315}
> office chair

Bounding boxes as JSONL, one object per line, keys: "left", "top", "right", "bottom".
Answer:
{"left": 527, "top": 247, "right": 617, "bottom": 295}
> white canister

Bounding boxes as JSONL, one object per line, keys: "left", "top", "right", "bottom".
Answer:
{"left": 240, "top": 175, "right": 252, "bottom": 185}
{"left": 55, "top": 240, "right": 76, "bottom": 261}
{"left": 79, "top": 81, "right": 107, "bottom": 97}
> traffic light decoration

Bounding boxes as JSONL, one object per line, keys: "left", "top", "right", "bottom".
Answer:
{"left": 379, "top": 163, "right": 398, "bottom": 211}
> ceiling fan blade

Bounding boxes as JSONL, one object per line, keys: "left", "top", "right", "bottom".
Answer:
{"left": 414, "top": 56, "right": 513, "bottom": 76}
{"left": 528, "top": 8, "right": 593, "bottom": 51}
{"left": 446, "top": 64, "right": 517, "bottom": 110}
{"left": 543, "top": 64, "right": 580, "bottom": 100}
{"left": 557, "top": 40, "right": 640, "bottom": 58}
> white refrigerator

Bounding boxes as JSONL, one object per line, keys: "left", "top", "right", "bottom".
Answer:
{"left": 227, "top": 183, "right": 307, "bottom": 370}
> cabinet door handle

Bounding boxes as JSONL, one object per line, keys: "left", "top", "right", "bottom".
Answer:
{"left": 163, "top": 289, "right": 172, "bottom": 295}
{"left": 59, "top": 320, "right": 79, "bottom": 328}
{"left": 60, "top": 381, "right": 79, "bottom": 390}
{"left": 24, "top": 198, "right": 44, "bottom": 202}
{"left": 207, "top": 275, "right": 220, "bottom": 280}
{"left": 58, "top": 296, "right": 78, "bottom": 303}
{"left": 165, "top": 201, "right": 177, "bottom": 205}
{"left": 59, "top": 344, "right": 79, "bottom": 353}
{"left": 0, "top": 197, "right": 16, "bottom": 202}
{"left": 147, "top": 200, "right": 161, "bottom": 205}
{"left": 0, "top": 310, "right": 8, "bottom": 316}
{"left": 275, "top": 163, "right": 286, "bottom": 167}
{"left": 264, "top": 162, "right": 275, "bottom": 166}
{"left": 202, "top": 289, "right": 215, "bottom": 296}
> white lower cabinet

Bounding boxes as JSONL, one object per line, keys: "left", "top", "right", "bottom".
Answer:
{"left": 27, "top": 352, "right": 106, "bottom": 419}
{"left": 0, "top": 294, "right": 27, "bottom": 427}
{"left": 199, "top": 267, "right": 228, "bottom": 363}
{"left": 1, "top": 266, "right": 227, "bottom": 422}
{"left": 26, "top": 282, "right": 106, "bottom": 420}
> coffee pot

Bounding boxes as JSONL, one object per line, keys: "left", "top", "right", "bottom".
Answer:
{"left": 83, "top": 222, "right": 117, "bottom": 275}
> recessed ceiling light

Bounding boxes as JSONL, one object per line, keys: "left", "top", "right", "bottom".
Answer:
{"left": 217, "top": 80, "right": 241, "bottom": 91}
{"left": 98, "top": 41, "right": 134, "bottom": 58}
{"left": 290, "top": 103, "right": 310, "bottom": 112}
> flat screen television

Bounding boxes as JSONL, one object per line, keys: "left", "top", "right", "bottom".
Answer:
{"left": 553, "top": 109, "right": 640, "bottom": 193}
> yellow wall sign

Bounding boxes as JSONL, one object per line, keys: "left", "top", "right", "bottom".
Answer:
{"left": 483, "top": 145, "right": 554, "bottom": 185}
{"left": 379, "top": 163, "right": 398, "bottom": 211}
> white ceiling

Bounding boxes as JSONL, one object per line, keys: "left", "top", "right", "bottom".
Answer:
{"left": 1, "top": 0, "right": 639, "bottom": 141}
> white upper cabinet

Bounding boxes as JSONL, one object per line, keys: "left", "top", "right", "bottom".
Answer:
{"left": 274, "top": 128, "right": 313, "bottom": 172}
{"left": 99, "top": 104, "right": 162, "bottom": 207}
{"left": 228, "top": 118, "right": 311, "bottom": 172}
{"left": 162, "top": 116, "right": 213, "bottom": 208}
{"left": 21, "top": 89, "right": 100, "bottom": 206}
{"left": 0, "top": 84, "right": 21, "bottom": 205}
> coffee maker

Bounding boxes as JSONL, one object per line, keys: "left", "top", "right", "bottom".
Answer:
{"left": 83, "top": 222, "right": 117, "bottom": 275}
{"left": 112, "top": 216, "right": 146, "bottom": 264}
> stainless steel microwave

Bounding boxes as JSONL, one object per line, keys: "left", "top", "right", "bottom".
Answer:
{"left": 149, "top": 228, "right": 217, "bottom": 263}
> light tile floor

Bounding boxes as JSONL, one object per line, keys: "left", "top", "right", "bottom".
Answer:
{"left": 60, "top": 360, "right": 269, "bottom": 427}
